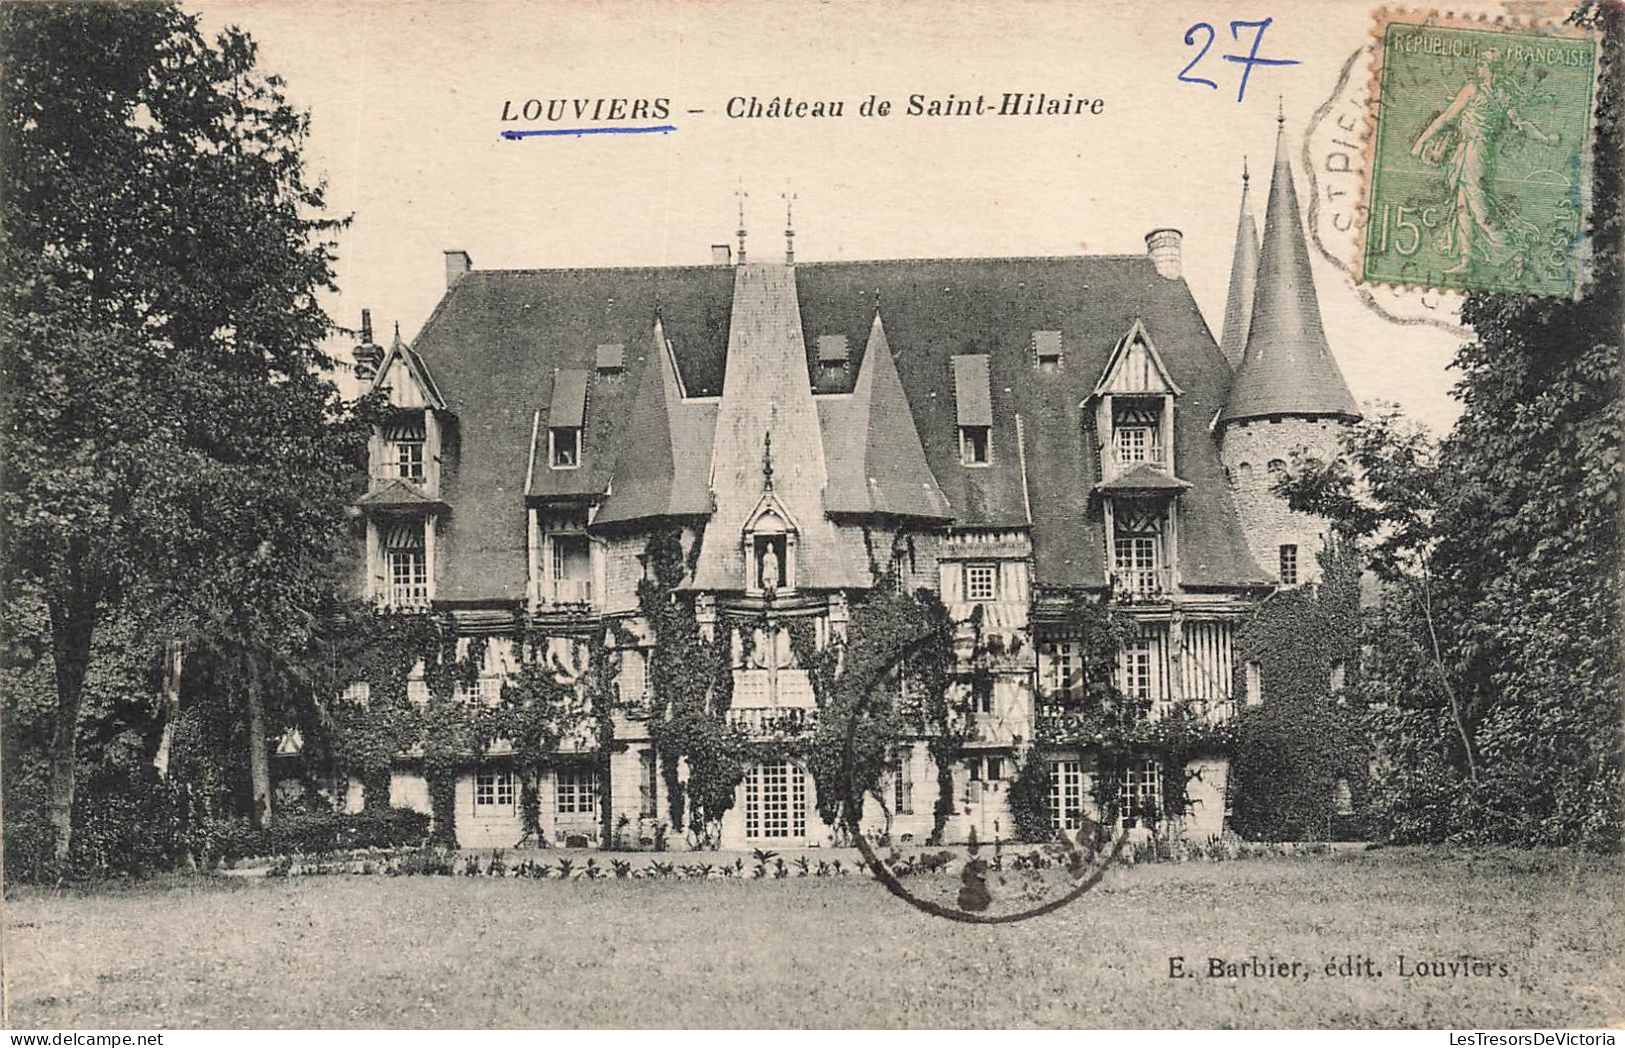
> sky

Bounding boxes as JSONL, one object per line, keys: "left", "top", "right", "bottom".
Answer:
{"left": 193, "top": 0, "right": 1508, "bottom": 433}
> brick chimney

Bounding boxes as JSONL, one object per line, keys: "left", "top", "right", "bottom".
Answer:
{"left": 1144, "top": 228, "right": 1183, "bottom": 280}
{"left": 444, "top": 250, "right": 472, "bottom": 289}
{"left": 351, "top": 308, "right": 384, "bottom": 382}
{"left": 711, "top": 243, "right": 732, "bottom": 265}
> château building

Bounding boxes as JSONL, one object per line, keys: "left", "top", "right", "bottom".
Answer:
{"left": 338, "top": 120, "right": 1360, "bottom": 850}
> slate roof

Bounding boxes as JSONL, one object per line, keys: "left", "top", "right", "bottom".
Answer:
{"left": 1219, "top": 168, "right": 1260, "bottom": 371}
{"left": 1221, "top": 127, "right": 1360, "bottom": 425}
{"left": 408, "top": 254, "right": 1270, "bottom": 601}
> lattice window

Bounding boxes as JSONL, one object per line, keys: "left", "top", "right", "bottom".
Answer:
{"left": 475, "top": 770, "right": 515, "bottom": 811}
{"left": 1049, "top": 759, "right": 1085, "bottom": 830}
{"left": 387, "top": 548, "right": 428, "bottom": 607}
{"left": 1279, "top": 543, "right": 1299, "bottom": 585}
{"left": 893, "top": 754, "right": 913, "bottom": 815}
{"left": 1039, "top": 638, "right": 1083, "bottom": 702}
{"left": 556, "top": 768, "right": 597, "bottom": 815}
{"left": 1118, "top": 758, "right": 1162, "bottom": 824}
{"left": 964, "top": 562, "right": 998, "bottom": 603}
{"left": 744, "top": 760, "right": 806, "bottom": 840}
{"left": 1118, "top": 630, "right": 1167, "bottom": 701}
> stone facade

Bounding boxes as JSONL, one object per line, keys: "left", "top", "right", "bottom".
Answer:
{"left": 340, "top": 123, "right": 1359, "bottom": 851}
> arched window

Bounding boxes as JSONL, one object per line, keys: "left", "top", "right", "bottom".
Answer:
{"left": 1267, "top": 458, "right": 1286, "bottom": 474}
{"left": 1235, "top": 462, "right": 1253, "bottom": 485}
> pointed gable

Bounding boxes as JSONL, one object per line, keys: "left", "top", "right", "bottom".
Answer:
{"left": 690, "top": 264, "right": 868, "bottom": 591}
{"left": 372, "top": 337, "right": 447, "bottom": 411}
{"left": 593, "top": 318, "right": 715, "bottom": 525}
{"left": 822, "top": 313, "right": 951, "bottom": 520}
{"left": 1093, "top": 319, "right": 1183, "bottom": 397}
{"left": 1219, "top": 166, "right": 1260, "bottom": 370}
{"left": 1221, "top": 124, "right": 1360, "bottom": 425}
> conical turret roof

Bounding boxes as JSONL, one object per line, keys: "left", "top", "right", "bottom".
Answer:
{"left": 1220, "top": 123, "right": 1359, "bottom": 425}
{"left": 1218, "top": 163, "right": 1259, "bottom": 370}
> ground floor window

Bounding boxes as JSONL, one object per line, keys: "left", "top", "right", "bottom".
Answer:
{"left": 744, "top": 759, "right": 807, "bottom": 840}
{"left": 1119, "top": 758, "right": 1162, "bottom": 826}
{"left": 556, "top": 767, "right": 597, "bottom": 815}
{"left": 639, "top": 750, "right": 658, "bottom": 819}
{"left": 474, "top": 769, "right": 515, "bottom": 812}
{"left": 893, "top": 754, "right": 913, "bottom": 815}
{"left": 1049, "top": 759, "right": 1085, "bottom": 831}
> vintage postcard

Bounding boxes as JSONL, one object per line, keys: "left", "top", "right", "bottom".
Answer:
{"left": 1, "top": 0, "right": 1619, "bottom": 1038}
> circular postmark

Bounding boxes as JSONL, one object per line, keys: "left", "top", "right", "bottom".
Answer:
{"left": 1305, "top": 44, "right": 1470, "bottom": 337}
{"left": 838, "top": 631, "right": 1127, "bottom": 924}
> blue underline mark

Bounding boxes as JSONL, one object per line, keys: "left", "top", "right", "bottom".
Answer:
{"left": 501, "top": 124, "right": 677, "bottom": 140}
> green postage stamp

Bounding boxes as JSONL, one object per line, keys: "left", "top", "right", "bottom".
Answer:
{"left": 1361, "top": 12, "right": 1600, "bottom": 298}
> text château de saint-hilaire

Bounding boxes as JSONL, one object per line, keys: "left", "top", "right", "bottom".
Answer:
{"left": 723, "top": 93, "right": 1105, "bottom": 118}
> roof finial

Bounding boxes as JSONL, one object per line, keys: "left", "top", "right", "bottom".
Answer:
{"left": 1277, "top": 96, "right": 1285, "bottom": 129}
{"left": 1242, "top": 155, "right": 1250, "bottom": 186}
{"left": 735, "top": 179, "right": 748, "bottom": 265}
{"left": 360, "top": 309, "right": 374, "bottom": 345}
{"left": 762, "top": 429, "right": 774, "bottom": 491}
{"left": 782, "top": 183, "right": 796, "bottom": 266}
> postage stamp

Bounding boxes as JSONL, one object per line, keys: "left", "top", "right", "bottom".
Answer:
{"left": 1360, "top": 12, "right": 1600, "bottom": 298}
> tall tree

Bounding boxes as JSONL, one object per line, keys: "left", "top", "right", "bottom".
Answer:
{"left": 1282, "top": 3, "right": 1621, "bottom": 848}
{"left": 1, "top": 3, "right": 365, "bottom": 861}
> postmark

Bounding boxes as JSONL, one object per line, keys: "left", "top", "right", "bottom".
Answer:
{"left": 1359, "top": 12, "right": 1600, "bottom": 298}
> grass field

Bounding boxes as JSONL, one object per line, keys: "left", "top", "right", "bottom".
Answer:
{"left": 4, "top": 847, "right": 1621, "bottom": 1029}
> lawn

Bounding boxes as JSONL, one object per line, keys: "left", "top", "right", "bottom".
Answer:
{"left": 4, "top": 847, "right": 1621, "bottom": 1028}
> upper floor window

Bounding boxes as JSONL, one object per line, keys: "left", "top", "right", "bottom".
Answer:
{"left": 550, "top": 533, "right": 593, "bottom": 605}
{"left": 1115, "top": 425, "right": 1155, "bottom": 464}
{"left": 959, "top": 425, "right": 991, "bottom": 466}
{"left": 387, "top": 547, "right": 428, "bottom": 608}
{"left": 395, "top": 439, "right": 425, "bottom": 481}
{"left": 1112, "top": 401, "right": 1164, "bottom": 467}
{"left": 550, "top": 427, "right": 581, "bottom": 469}
{"left": 1113, "top": 535, "right": 1162, "bottom": 595}
{"left": 1267, "top": 458, "right": 1287, "bottom": 475}
{"left": 1039, "top": 638, "right": 1083, "bottom": 702}
{"left": 963, "top": 562, "right": 998, "bottom": 603}
{"left": 455, "top": 674, "right": 503, "bottom": 706}
{"left": 1279, "top": 543, "right": 1299, "bottom": 585}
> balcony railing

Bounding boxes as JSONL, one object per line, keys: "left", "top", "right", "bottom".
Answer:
{"left": 550, "top": 578, "right": 594, "bottom": 606}
{"left": 1111, "top": 567, "right": 1172, "bottom": 598}
{"left": 1112, "top": 450, "right": 1167, "bottom": 471}
{"left": 725, "top": 705, "right": 815, "bottom": 738}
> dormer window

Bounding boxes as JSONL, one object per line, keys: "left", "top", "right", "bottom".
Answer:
{"left": 1033, "top": 330, "right": 1063, "bottom": 372}
{"left": 381, "top": 414, "right": 428, "bottom": 483}
{"left": 952, "top": 354, "right": 993, "bottom": 467}
{"left": 550, "top": 427, "right": 581, "bottom": 469}
{"left": 959, "top": 425, "right": 991, "bottom": 465}
{"left": 1113, "top": 401, "right": 1164, "bottom": 467}
{"left": 817, "top": 335, "right": 850, "bottom": 380}
{"left": 549, "top": 367, "right": 588, "bottom": 470}
{"left": 382, "top": 524, "right": 429, "bottom": 609}
{"left": 396, "top": 438, "right": 425, "bottom": 481}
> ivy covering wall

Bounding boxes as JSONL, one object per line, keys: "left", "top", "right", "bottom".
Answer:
{"left": 1227, "top": 540, "right": 1367, "bottom": 841}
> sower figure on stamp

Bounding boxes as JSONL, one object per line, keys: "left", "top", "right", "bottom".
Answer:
{"left": 1410, "top": 48, "right": 1560, "bottom": 275}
